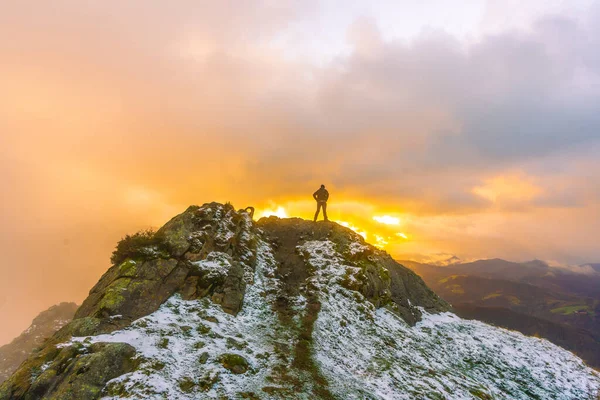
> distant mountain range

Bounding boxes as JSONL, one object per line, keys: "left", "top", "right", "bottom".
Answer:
{"left": 401, "top": 258, "right": 600, "bottom": 368}
{"left": 585, "top": 263, "right": 600, "bottom": 274}
{"left": 0, "top": 302, "right": 78, "bottom": 384}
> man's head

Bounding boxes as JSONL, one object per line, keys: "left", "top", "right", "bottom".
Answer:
{"left": 320, "top": 184, "right": 325, "bottom": 189}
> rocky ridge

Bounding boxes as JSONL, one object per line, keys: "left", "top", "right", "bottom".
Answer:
{"left": 0, "top": 202, "right": 599, "bottom": 399}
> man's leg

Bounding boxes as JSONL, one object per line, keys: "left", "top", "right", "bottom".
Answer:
{"left": 322, "top": 202, "right": 328, "bottom": 221}
{"left": 314, "top": 203, "right": 321, "bottom": 221}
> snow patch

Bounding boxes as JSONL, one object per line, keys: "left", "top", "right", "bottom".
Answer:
{"left": 56, "top": 237, "right": 600, "bottom": 399}
{"left": 190, "top": 252, "right": 232, "bottom": 280}
{"left": 300, "top": 240, "right": 600, "bottom": 400}
{"left": 64, "top": 240, "right": 298, "bottom": 399}
{"left": 347, "top": 241, "right": 370, "bottom": 256}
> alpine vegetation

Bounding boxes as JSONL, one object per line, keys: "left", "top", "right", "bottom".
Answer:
{"left": 1, "top": 203, "right": 599, "bottom": 399}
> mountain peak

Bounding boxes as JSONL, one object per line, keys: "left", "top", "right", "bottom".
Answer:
{"left": 1, "top": 202, "right": 599, "bottom": 399}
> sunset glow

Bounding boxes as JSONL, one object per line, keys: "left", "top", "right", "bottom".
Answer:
{"left": 373, "top": 215, "right": 401, "bottom": 225}
{"left": 471, "top": 174, "right": 542, "bottom": 204}
{"left": 336, "top": 221, "right": 368, "bottom": 240}
{"left": 1, "top": 0, "right": 599, "bottom": 349}
{"left": 253, "top": 204, "right": 409, "bottom": 250}
{"left": 259, "top": 206, "right": 289, "bottom": 219}
{"left": 374, "top": 235, "right": 389, "bottom": 248}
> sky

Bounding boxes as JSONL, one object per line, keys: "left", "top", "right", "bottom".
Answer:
{"left": 1, "top": 0, "right": 600, "bottom": 344}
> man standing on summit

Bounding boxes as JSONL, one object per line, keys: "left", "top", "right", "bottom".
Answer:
{"left": 313, "top": 184, "right": 329, "bottom": 222}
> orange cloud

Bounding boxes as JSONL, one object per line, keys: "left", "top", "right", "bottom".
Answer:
{"left": 472, "top": 173, "right": 542, "bottom": 206}
{"left": 1, "top": 0, "right": 600, "bottom": 348}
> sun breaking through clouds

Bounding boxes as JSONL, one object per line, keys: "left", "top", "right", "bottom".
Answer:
{"left": 0, "top": 0, "right": 599, "bottom": 345}
{"left": 373, "top": 216, "right": 401, "bottom": 225}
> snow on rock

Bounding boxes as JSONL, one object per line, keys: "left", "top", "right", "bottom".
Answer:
{"left": 301, "top": 240, "right": 600, "bottom": 400}
{"left": 190, "top": 252, "right": 232, "bottom": 280}
{"left": 347, "top": 241, "right": 370, "bottom": 256}
{"left": 67, "top": 241, "right": 286, "bottom": 399}
{"left": 60, "top": 238, "right": 600, "bottom": 399}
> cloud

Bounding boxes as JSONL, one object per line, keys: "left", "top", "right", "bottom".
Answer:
{"left": 1, "top": 0, "right": 600, "bottom": 345}
{"left": 471, "top": 173, "right": 542, "bottom": 209}
{"left": 546, "top": 260, "right": 599, "bottom": 275}
{"left": 2, "top": 0, "right": 599, "bottom": 210}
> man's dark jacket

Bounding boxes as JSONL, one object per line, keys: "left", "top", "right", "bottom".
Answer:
{"left": 313, "top": 187, "right": 329, "bottom": 202}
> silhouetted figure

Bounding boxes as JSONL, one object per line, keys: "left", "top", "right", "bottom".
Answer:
{"left": 313, "top": 184, "right": 329, "bottom": 222}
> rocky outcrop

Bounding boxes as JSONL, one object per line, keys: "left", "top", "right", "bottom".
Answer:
{"left": 73, "top": 203, "right": 257, "bottom": 334}
{"left": 257, "top": 216, "right": 450, "bottom": 324}
{"left": 0, "top": 203, "right": 257, "bottom": 399}
{"left": 0, "top": 203, "right": 450, "bottom": 399}
{"left": 22, "top": 342, "right": 137, "bottom": 400}
{"left": 383, "top": 258, "right": 451, "bottom": 324}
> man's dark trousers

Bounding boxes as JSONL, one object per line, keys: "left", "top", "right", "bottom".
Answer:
{"left": 314, "top": 201, "right": 328, "bottom": 221}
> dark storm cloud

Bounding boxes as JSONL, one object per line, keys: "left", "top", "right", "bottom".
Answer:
{"left": 315, "top": 14, "right": 600, "bottom": 171}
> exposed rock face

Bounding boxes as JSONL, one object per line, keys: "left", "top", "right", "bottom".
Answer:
{"left": 0, "top": 303, "right": 78, "bottom": 385}
{"left": 24, "top": 342, "right": 137, "bottom": 400}
{"left": 219, "top": 353, "right": 250, "bottom": 374}
{"left": 74, "top": 203, "right": 256, "bottom": 334}
{"left": 257, "top": 217, "right": 449, "bottom": 325}
{"left": 0, "top": 203, "right": 257, "bottom": 399}
{"left": 2, "top": 203, "right": 598, "bottom": 399}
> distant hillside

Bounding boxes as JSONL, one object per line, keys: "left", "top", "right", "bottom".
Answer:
{"left": 0, "top": 302, "right": 78, "bottom": 383}
{"left": 450, "top": 258, "right": 551, "bottom": 281}
{"left": 428, "top": 275, "right": 598, "bottom": 326}
{"left": 403, "top": 258, "right": 600, "bottom": 306}
{"left": 402, "top": 258, "right": 600, "bottom": 297}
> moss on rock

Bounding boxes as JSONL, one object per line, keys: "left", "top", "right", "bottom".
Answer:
{"left": 469, "top": 387, "right": 494, "bottom": 399}
{"left": 219, "top": 353, "right": 249, "bottom": 374}
{"left": 117, "top": 259, "right": 138, "bottom": 277}
{"left": 96, "top": 277, "right": 131, "bottom": 316}
{"left": 156, "top": 206, "right": 199, "bottom": 257}
{"left": 1, "top": 343, "right": 137, "bottom": 400}
{"left": 178, "top": 376, "right": 197, "bottom": 393}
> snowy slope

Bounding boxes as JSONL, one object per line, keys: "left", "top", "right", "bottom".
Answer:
{"left": 64, "top": 238, "right": 600, "bottom": 399}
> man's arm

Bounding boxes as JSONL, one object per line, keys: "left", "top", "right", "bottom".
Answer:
{"left": 313, "top": 191, "right": 318, "bottom": 200}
